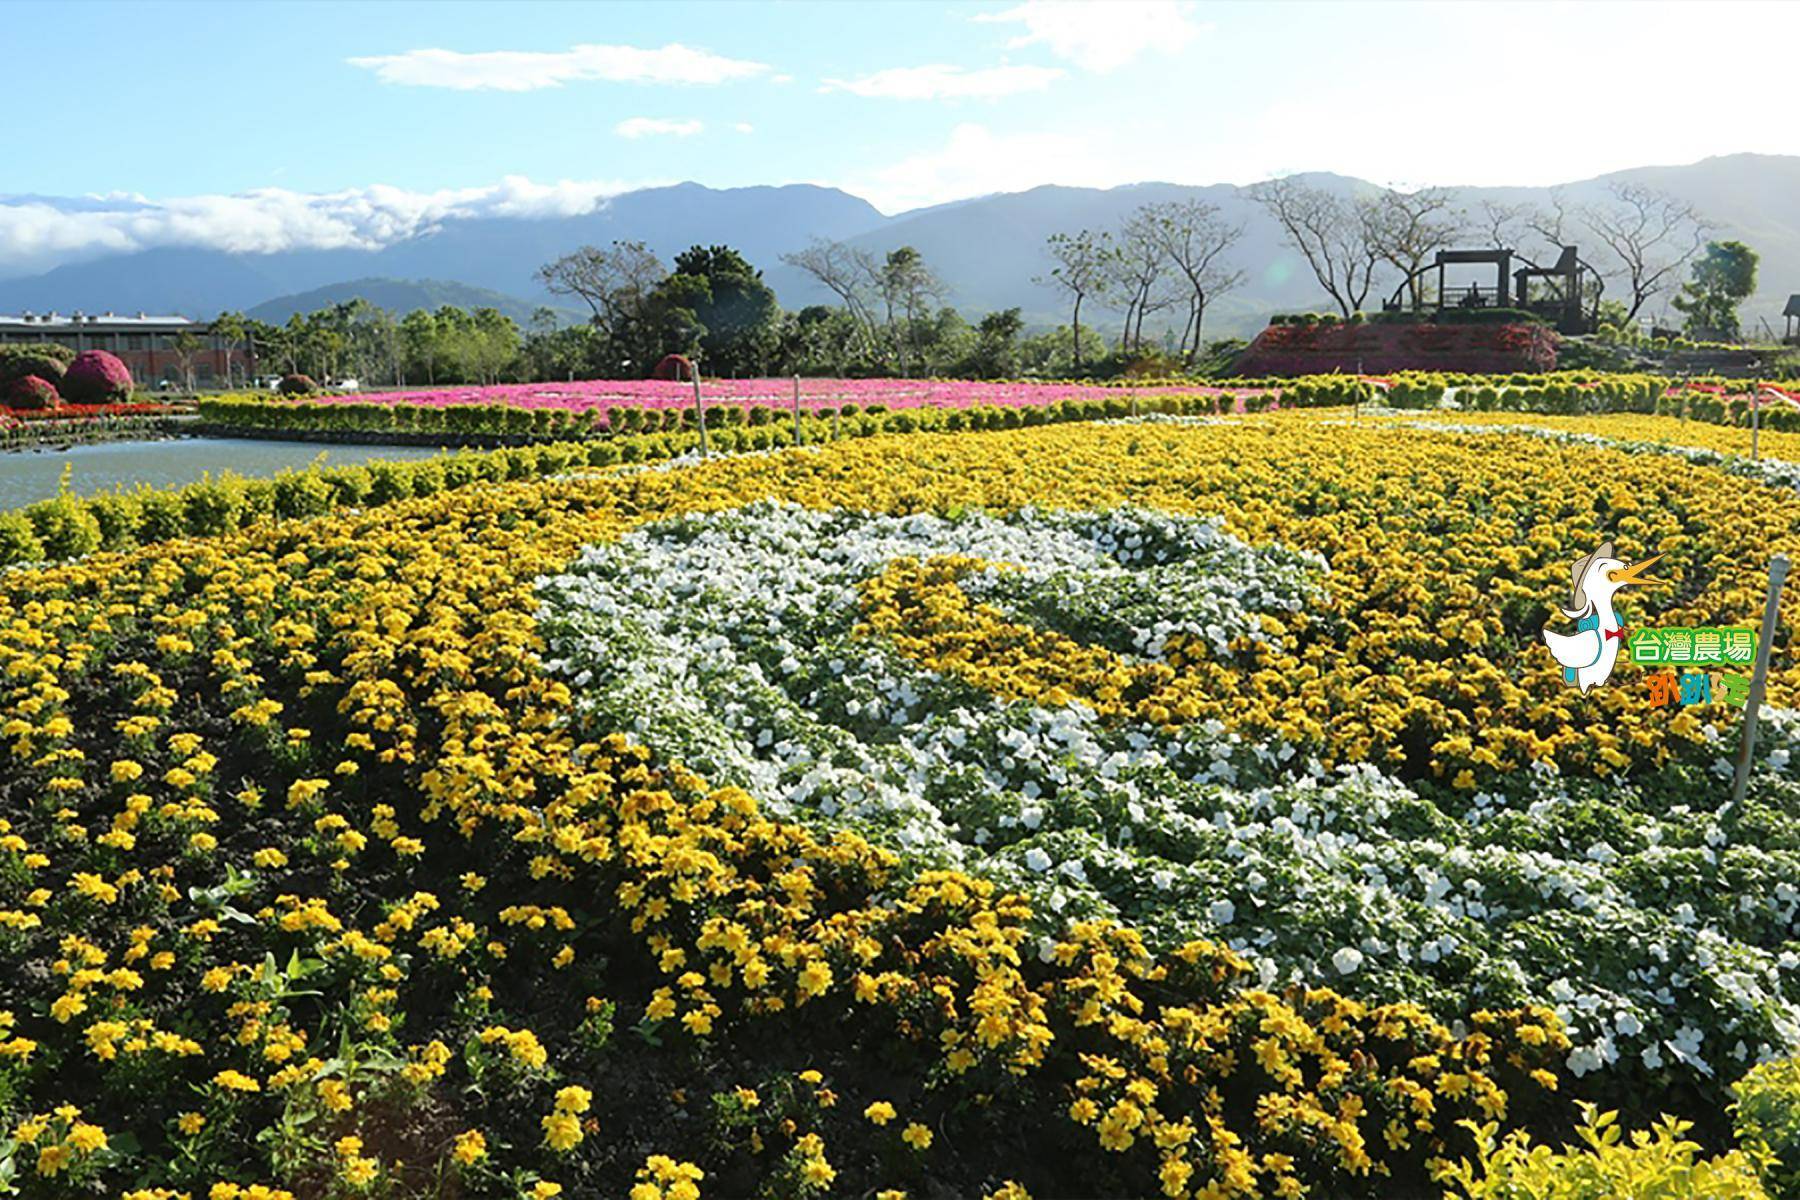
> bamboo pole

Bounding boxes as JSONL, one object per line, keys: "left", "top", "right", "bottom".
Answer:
{"left": 692, "top": 366, "right": 708, "bottom": 457}
{"left": 1733, "top": 553, "right": 1790, "bottom": 805}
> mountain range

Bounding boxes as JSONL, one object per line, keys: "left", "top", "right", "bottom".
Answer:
{"left": 4, "top": 154, "right": 1798, "bottom": 339}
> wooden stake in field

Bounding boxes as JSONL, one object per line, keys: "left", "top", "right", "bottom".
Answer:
{"left": 1752, "top": 387, "right": 1761, "bottom": 462}
{"left": 1733, "top": 552, "right": 1790, "bottom": 806}
{"left": 692, "top": 367, "right": 709, "bottom": 457}
{"left": 793, "top": 375, "right": 803, "bottom": 446}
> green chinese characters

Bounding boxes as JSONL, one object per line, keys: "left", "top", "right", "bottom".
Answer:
{"left": 1628, "top": 625, "right": 1756, "bottom": 666}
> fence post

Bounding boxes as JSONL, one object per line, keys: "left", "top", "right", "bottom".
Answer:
{"left": 692, "top": 367, "right": 709, "bottom": 457}
{"left": 1733, "top": 552, "right": 1790, "bottom": 806}
{"left": 1751, "top": 387, "right": 1760, "bottom": 462}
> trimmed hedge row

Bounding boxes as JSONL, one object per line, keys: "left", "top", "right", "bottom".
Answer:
{"left": 1381, "top": 370, "right": 1800, "bottom": 430}
{"left": 3, "top": 381, "right": 1378, "bottom": 567}
{"left": 194, "top": 376, "right": 1373, "bottom": 439}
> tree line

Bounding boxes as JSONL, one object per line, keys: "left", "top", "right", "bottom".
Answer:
{"left": 1028, "top": 178, "right": 1750, "bottom": 361}
{"left": 207, "top": 178, "right": 1753, "bottom": 391}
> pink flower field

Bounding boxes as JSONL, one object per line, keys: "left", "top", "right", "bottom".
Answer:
{"left": 304, "top": 377, "right": 1272, "bottom": 415}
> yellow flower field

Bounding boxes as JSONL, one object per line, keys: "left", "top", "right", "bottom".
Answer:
{"left": 0, "top": 416, "right": 1796, "bottom": 1198}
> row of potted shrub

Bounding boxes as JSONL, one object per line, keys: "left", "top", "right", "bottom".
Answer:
{"left": 1378, "top": 370, "right": 1800, "bottom": 429}
{"left": 194, "top": 376, "right": 1373, "bottom": 439}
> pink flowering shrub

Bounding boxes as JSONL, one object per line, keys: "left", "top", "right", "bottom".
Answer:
{"left": 61, "top": 350, "right": 134, "bottom": 404}
{"left": 8, "top": 374, "right": 61, "bottom": 410}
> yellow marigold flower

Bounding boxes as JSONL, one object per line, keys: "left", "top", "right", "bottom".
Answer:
{"left": 340, "top": 1155, "right": 378, "bottom": 1188}
{"left": 901, "top": 1123, "right": 933, "bottom": 1151}
{"left": 36, "top": 1143, "right": 71, "bottom": 1177}
{"left": 318, "top": 1078, "right": 353, "bottom": 1113}
{"left": 531, "top": 1184, "right": 563, "bottom": 1199}
{"left": 177, "top": 1111, "right": 206, "bottom": 1135}
{"left": 65, "top": 1122, "right": 107, "bottom": 1154}
{"left": 864, "top": 1101, "right": 897, "bottom": 1126}
{"left": 554, "top": 1085, "right": 593, "bottom": 1114}
{"left": 541, "top": 1111, "right": 583, "bottom": 1153}
{"left": 213, "top": 1069, "right": 261, "bottom": 1092}
{"left": 451, "top": 1129, "right": 486, "bottom": 1166}
{"left": 796, "top": 959, "right": 832, "bottom": 999}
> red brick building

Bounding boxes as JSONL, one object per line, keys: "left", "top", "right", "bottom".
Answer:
{"left": 0, "top": 311, "right": 252, "bottom": 387}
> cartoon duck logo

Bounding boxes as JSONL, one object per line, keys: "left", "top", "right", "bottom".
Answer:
{"left": 1541, "top": 542, "right": 1666, "bottom": 693}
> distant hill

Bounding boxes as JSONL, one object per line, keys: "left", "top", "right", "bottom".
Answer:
{"left": 0, "top": 182, "right": 887, "bottom": 321}
{"left": 246, "top": 278, "right": 558, "bottom": 325}
{"left": 3, "top": 158, "right": 1799, "bottom": 339}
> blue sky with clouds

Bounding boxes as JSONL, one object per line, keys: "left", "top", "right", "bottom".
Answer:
{"left": 1, "top": 0, "right": 1795, "bottom": 272}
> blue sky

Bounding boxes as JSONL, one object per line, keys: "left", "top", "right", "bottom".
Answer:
{"left": 2, "top": 0, "right": 1796, "bottom": 271}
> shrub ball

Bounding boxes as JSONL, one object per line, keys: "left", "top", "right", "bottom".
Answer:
{"left": 8, "top": 374, "right": 61, "bottom": 410}
{"left": 62, "top": 350, "right": 135, "bottom": 404}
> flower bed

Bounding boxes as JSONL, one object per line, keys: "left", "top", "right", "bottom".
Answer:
{"left": 283, "top": 376, "right": 1272, "bottom": 413}
{"left": 0, "top": 401, "right": 183, "bottom": 423}
{"left": 193, "top": 376, "right": 1370, "bottom": 440}
{"left": 1235, "top": 321, "right": 1561, "bottom": 376}
{"left": 0, "top": 420, "right": 1795, "bottom": 1197}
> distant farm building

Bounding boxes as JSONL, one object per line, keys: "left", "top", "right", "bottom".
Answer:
{"left": 0, "top": 311, "right": 248, "bottom": 384}
{"left": 1785, "top": 294, "right": 1800, "bottom": 344}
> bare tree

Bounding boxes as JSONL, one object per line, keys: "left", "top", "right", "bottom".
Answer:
{"left": 1525, "top": 187, "right": 1576, "bottom": 259}
{"left": 878, "top": 246, "right": 944, "bottom": 377}
{"left": 535, "top": 241, "right": 666, "bottom": 341}
{"left": 1145, "top": 199, "right": 1245, "bottom": 364}
{"left": 780, "top": 238, "right": 882, "bottom": 350}
{"left": 1474, "top": 200, "right": 1532, "bottom": 249}
{"left": 169, "top": 329, "right": 205, "bottom": 393}
{"left": 1112, "top": 208, "right": 1177, "bottom": 353}
{"left": 1247, "top": 176, "right": 1380, "bottom": 317}
{"left": 1579, "top": 182, "right": 1709, "bottom": 322}
{"left": 1361, "top": 186, "right": 1465, "bottom": 308}
{"left": 1037, "top": 229, "right": 1115, "bottom": 373}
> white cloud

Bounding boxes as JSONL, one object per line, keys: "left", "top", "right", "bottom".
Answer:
{"left": 614, "top": 116, "right": 705, "bottom": 139}
{"left": 734, "top": 122, "right": 755, "bottom": 134}
{"left": 974, "top": 1, "right": 1202, "bottom": 72}
{"left": 820, "top": 63, "right": 1063, "bottom": 100}
{"left": 842, "top": 122, "right": 1140, "bottom": 214}
{"left": 346, "top": 42, "right": 768, "bottom": 91}
{"left": 770, "top": 73, "right": 795, "bottom": 85}
{"left": 0, "top": 176, "right": 644, "bottom": 272}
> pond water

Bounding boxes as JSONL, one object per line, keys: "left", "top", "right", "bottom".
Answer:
{"left": 0, "top": 437, "right": 447, "bottom": 509}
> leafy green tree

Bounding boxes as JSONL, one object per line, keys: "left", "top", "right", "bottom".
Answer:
{"left": 663, "top": 245, "right": 780, "bottom": 377}
{"left": 399, "top": 310, "right": 443, "bottom": 384}
{"left": 1672, "top": 240, "right": 1758, "bottom": 341}
{"left": 467, "top": 308, "right": 522, "bottom": 384}
{"left": 969, "top": 308, "right": 1024, "bottom": 378}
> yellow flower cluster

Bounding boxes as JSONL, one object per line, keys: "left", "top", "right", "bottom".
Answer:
{"left": 861, "top": 554, "right": 1224, "bottom": 727}
{"left": 4, "top": 415, "right": 1777, "bottom": 1195}
{"left": 630, "top": 1154, "right": 705, "bottom": 1200}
